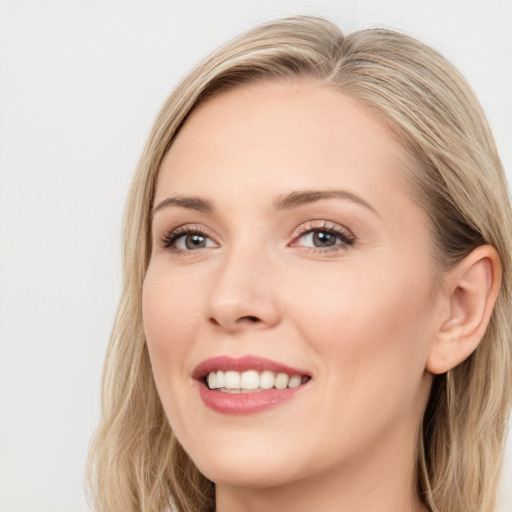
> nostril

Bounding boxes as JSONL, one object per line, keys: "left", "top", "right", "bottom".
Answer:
{"left": 243, "top": 316, "right": 260, "bottom": 323}
{"left": 207, "top": 314, "right": 262, "bottom": 329}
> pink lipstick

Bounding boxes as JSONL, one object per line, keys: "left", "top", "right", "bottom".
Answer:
{"left": 193, "top": 355, "right": 311, "bottom": 415}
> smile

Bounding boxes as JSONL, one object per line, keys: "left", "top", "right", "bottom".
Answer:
{"left": 206, "top": 370, "right": 309, "bottom": 393}
{"left": 207, "top": 370, "right": 307, "bottom": 392}
{"left": 193, "top": 355, "right": 311, "bottom": 414}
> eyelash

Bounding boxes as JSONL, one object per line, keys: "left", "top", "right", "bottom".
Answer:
{"left": 159, "top": 222, "right": 356, "bottom": 253}
{"left": 293, "top": 222, "right": 356, "bottom": 253}
{"left": 159, "top": 225, "right": 212, "bottom": 251}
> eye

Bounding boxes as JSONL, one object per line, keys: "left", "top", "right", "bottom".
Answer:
{"left": 160, "top": 226, "right": 218, "bottom": 251}
{"left": 291, "top": 223, "right": 355, "bottom": 251}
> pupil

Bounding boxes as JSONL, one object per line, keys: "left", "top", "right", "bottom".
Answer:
{"left": 313, "top": 231, "right": 336, "bottom": 247}
{"left": 186, "top": 234, "right": 206, "bottom": 249}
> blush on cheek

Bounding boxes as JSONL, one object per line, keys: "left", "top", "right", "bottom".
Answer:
{"left": 295, "top": 266, "right": 430, "bottom": 374}
{"left": 142, "top": 270, "right": 207, "bottom": 384}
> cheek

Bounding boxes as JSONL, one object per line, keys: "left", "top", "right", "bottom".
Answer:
{"left": 142, "top": 265, "right": 204, "bottom": 381}
{"left": 286, "top": 262, "right": 434, "bottom": 456}
{"left": 288, "top": 259, "right": 434, "bottom": 385}
{"left": 142, "top": 264, "right": 208, "bottom": 435}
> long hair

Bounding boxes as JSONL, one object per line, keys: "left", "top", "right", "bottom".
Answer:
{"left": 88, "top": 16, "right": 512, "bottom": 512}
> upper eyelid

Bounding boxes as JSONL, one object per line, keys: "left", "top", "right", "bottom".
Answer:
{"left": 158, "top": 224, "right": 217, "bottom": 249}
{"left": 289, "top": 221, "right": 357, "bottom": 252}
{"left": 158, "top": 223, "right": 213, "bottom": 238}
{"left": 293, "top": 221, "right": 355, "bottom": 238}
{"left": 157, "top": 220, "right": 356, "bottom": 247}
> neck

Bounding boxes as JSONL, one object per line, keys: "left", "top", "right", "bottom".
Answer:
{"left": 215, "top": 421, "right": 428, "bottom": 512}
{"left": 216, "top": 474, "right": 427, "bottom": 512}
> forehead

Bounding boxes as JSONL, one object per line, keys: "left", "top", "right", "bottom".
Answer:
{"left": 156, "top": 78, "right": 414, "bottom": 214}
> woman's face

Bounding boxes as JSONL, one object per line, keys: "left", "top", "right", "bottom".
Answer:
{"left": 143, "top": 79, "right": 439, "bottom": 494}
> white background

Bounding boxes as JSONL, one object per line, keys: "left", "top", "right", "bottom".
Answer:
{"left": 1, "top": 1, "right": 511, "bottom": 511}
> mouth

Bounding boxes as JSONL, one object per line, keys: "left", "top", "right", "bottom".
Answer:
{"left": 193, "top": 355, "right": 312, "bottom": 414}
{"left": 205, "top": 370, "right": 310, "bottom": 392}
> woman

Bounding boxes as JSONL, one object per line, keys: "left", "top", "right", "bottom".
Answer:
{"left": 88, "top": 16, "right": 512, "bottom": 512}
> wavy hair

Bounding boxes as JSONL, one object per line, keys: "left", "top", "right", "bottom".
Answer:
{"left": 88, "top": 16, "right": 512, "bottom": 512}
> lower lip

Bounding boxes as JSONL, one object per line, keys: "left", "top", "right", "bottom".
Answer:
{"left": 197, "top": 383, "right": 305, "bottom": 415}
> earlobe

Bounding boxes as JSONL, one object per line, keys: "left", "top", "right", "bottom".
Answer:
{"left": 426, "top": 245, "right": 502, "bottom": 375}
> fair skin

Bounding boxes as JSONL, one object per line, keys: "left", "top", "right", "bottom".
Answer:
{"left": 142, "top": 79, "right": 500, "bottom": 512}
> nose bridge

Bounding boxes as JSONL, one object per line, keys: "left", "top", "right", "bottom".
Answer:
{"left": 205, "top": 237, "right": 280, "bottom": 331}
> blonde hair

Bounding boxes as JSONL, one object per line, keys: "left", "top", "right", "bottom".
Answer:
{"left": 88, "top": 16, "right": 512, "bottom": 512}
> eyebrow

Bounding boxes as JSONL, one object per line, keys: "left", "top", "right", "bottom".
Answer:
{"left": 273, "top": 190, "right": 378, "bottom": 215}
{"left": 152, "top": 196, "right": 214, "bottom": 215}
{"left": 152, "top": 189, "right": 378, "bottom": 216}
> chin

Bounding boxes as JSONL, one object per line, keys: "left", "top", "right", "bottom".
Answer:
{"left": 194, "top": 455, "right": 300, "bottom": 489}
{"left": 180, "top": 431, "right": 305, "bottom": 489}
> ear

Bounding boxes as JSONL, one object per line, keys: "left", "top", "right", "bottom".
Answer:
{"left": 426, "top": 245, "right": 502, "bottom": 375}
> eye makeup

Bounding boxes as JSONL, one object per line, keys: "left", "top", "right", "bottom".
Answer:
{"left": 157, "top": 219, "right": 356, "bottom": 257}
{"left": 291, "top": 221, "right": 356, "bottom": 253}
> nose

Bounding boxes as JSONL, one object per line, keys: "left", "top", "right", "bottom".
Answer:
{"left": 205, "top": 247, "right": 281, "bottom": 333}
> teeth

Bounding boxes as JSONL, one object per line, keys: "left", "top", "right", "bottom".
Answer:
{"left": 288, "top": 375, "right": 302, "bottom": 388}
{"left": 215, "top": 370, "right": 225, "bottom": 388}
{"left": 240, "top": 370, "right": 259, "bottom": 390}
{"left": 207, "top": 372, "right": 216, "bottom": 389}
{"left": 260, "top": 370, "right": 274, "bottom": 389}
{"left": 224, "top": 371, "right": 240, "bottom": 389}
{"left": 274, "top": 372, "right": 289, "bottom": 389}
{"left": 206, "top": 370, "right": 306, "bottom": 391}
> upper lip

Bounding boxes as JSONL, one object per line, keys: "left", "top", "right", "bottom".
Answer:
{"left": 192, "top": 355, "right": 311, "bottom": 380}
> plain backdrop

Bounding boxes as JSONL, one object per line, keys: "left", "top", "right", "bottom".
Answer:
{"left": 1, "top": 1, "right": 511, "bottom": 511}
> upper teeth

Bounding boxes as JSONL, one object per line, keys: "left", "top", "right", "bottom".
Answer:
{"left": 207, "top": 370, "right": 304, "bottom": 391}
